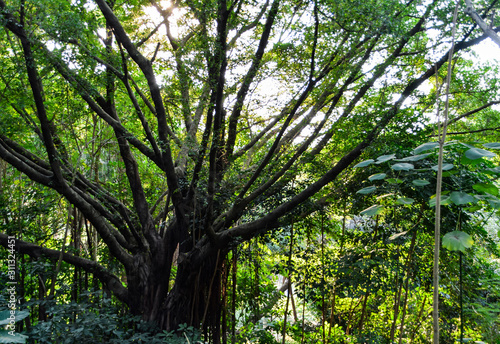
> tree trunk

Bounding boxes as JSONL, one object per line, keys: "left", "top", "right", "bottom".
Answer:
{"left": 123, "top": 242, "right": 226, "bottom": 341}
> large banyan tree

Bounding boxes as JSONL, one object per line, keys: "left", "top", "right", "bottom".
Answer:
{"left": 0, "top": 0, "right": 498, "bottom": 340}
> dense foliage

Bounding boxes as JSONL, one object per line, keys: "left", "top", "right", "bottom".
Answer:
{"left": 0, "top": 0, "right": 499, "bottom": 342}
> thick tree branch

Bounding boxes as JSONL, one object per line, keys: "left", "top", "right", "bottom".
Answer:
{"left": 0, "top": 234, "right": 129, "bottom": 304}
{"left": 214, "top": 10, "right": 491, "bottom": 249}
{"left": 94, "top": 0, "right": 185, "bottom": 223}
{"left": 464, "top": 0, "right": 500, "bottom": 48}
{"left": 225, "top": 0, "right": 280, "bottom": 159}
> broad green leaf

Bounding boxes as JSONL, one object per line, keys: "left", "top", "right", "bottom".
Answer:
{"left": 386, "top": 178, "right": 403, "bottom": 184}
{"left": 458, "top": 141, "right": 476, "bottom": 149}
{"left": 396, "top": 197, "right": 414, "bottom": 205}
{"left": 412, "top": 179, "right": 430, "bottom": 186}
{"left": 375, "top": 154, "right": 396, "bottom": 164}
{"left": 0, "top": 331, "right": 27, "bottom": 343}
{"left": 461, "top": 155, "right": 484, "bottom": 166}
{"left": 353, "top": 159, "right": 375, "bottom": 168}
{"left": 472, "top": 183, "right": 499, "bottom": 196}
{"left": 429, "top": 195, "right": 451, "bottom": 207}
{"left": 368, "top": 173, "right": 387, "bottom": 181}
{"left": 389, "top": 231, "right": 408, "bottom": 241}
{"left": 483, "top": 142, "right": 500, "bottom": 149}
{"left": 431, "top": 163, "right": 454, "bottom": 171}
{"left": 413, "top": 142, "right": 439, "bottom": 154}
{"left": 450, "top": 191, "right": 477, "bottom": 205}
{"left": 392, "top": 163, "right": 414, "bottom": 171}
{"left": 356, "top": 186, "right": 377, "bottom": 194}
{"left": 464, "top": 148, "right": 496, "bottom": 160}
{"left": 487, "top": 198, "right": 500, "bottom": 209}
{"left": 360, "top": 204, "right": 384, "bottom": 216}
{"left": 398, "top": 153, "right": 432, "bottom": 161}
{"left": 0, "top": 310, "right": 29, "bottom": 326}
{"left": 442, "top": 231, "right": 474, "bottom": 252}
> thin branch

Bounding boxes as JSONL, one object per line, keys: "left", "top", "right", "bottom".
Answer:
{"left": 447, "top": 100, "right": 500, "bottom": 125}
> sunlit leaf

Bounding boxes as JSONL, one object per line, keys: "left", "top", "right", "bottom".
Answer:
{"left": 392, "top": 163, "right": 414, "bottom": 171}
{"left": 429, "top": 195, "right": 451, "bottom": 207}
{"left": 389, "top": 231, "right": 408, "bottom": 240}
{"left": 483, "top": 142, "right": 500, "bottom": 149}
{"left": 472, "top": 183, "right": 499, "bottom": 196}
{"left": 450, "top": 191, "right": 477, "bottom": 205}
{"left": 0, "top": 310, "right": 29, "bottom": 326}
{"left": 375, "top": 154, "right": 396, "bottom": 164}
{"left": 356, "top": 186, "right": 377, "bottom": 194}
{"left": 464, "top": 148, "right": 496, "bottom": 160}
{"left": 360, "top": 204, "right": 384, "bottom": 216}
{"left": 353, "top": 159, "right": 375, "bottom": 168}
{"left": 412, "top": 179, "right": 430, "bottom": 186}
{"left": 377, "top": 193, "right": 394, "bottom": 199}
{"left": 386, "top": 178, "right": 403, "bottom": 184}
{"left": 466, "top": 205, "right": 483, "bottom": 212}
{"left": 398, "top": 153, "right": 432, "bottom": 161}
{"left": 0, "top": 331, "right": 28, "bottom": 343}
{"left": 368, "top": 173, "right": 386, "bottom": 181}
{"left": 413, "top": 142, "right": 439, "bottom": 154}
{"left": 431, "top": 163, "right": 454, "bottom": 171}
{"left": 442, "top": 231, "right": 474, "bottom": 252}
{"left": 396, "top": 197, "right": 414, "bottom": 205}
{"left": 487, "top": 198, "right": 500, "bottom": 209}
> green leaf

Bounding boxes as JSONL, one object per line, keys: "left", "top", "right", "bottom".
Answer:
{"left": 0, "top": 331, "right": 27, "bottom": 343}
{"left": 464, "top": 148, "right": 496, "bottom": 160}
{"left": 472, "top": 183, "right": 499, "bottom": 196}
{"left": 360, "top": 204, "right": 384, "bottom": 216}
{"left": 413, "top": 142, "right": 439, "bottom": 154}
{"left": 487, "top": 198, "right": 500, "bottom": 209}
{"left": 442, "top": 231, "right": 474, "bottom": 252}
{"left": 412, "top": 179, "right": 430, "bottom": 186}
{"left": 389, "top": 231, "right": 408, "bottom": 241}
{"left": 353, "top": 159, "right": 375, "bottom": 168}
{"left": 449, "top": 191, "right": 477, "bottom": 205}
{"left": 396, "top": 197, "right": 414, "bottom": 205}
{"left": 398, "top": 153, "right": 432, "bottom": 161}
{"left": 0, "top": 311, "right": 29, "bottom": 326}
{"left": 375, "top": 154, "right": 396, "bottom": 164}
{"left": 429, "top": 195, "right": 451, "bottom": 207}
{"left": 483, "top": 142, "right": 500, "bottom": 149}
{"left": 431, "top": 163, "right": 454, "bottom": 171}
{"left": 368, "top": 173, "right": 387, "bottom": 181}
{"left": 466, "top": 205, "right": 483, "bottom": 212}
{"left": 356, "top": 186, "right": 377, "bottom": 194}
{"left": 392, "top": 163, "right": 414, "bottom": 171}
{"left": 377, "top": 193, "right": 394, "bottom": 199}
{"left": 386, "top": 178, "right": 403, "bottom": 184}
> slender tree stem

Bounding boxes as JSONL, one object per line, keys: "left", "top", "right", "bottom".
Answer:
{"left": 433, "top": 3, "right": 459, "bottom": 343}
{"left": 460, "top": 251, "right": 464, "bottom": 343}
